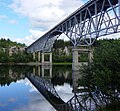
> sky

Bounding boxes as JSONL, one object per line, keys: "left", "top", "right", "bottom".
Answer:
{"left": 0, "top": 78, "right": 74, "bottom": 111}
{"left": 0, "top": 0, "right": 89, "bottom": 46}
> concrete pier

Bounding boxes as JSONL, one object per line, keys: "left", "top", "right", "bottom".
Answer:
{"left": 33, "top": 52, "right": 36, "bottom": 61}
{"left": 38, "top": 51, "right": 40, "bottom": 62}
{"left": 42, "top": 65, "right": 52, "bottom": 78}
{"left": 72, "top": 47, "right": 93, "bottom": 92}
{"left": 42, "top": 52, "right": 52, "bottom": 65}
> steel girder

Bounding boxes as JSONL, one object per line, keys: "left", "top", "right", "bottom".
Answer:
{"left": 27, "top": 0, "right": 120, "bottom": 52}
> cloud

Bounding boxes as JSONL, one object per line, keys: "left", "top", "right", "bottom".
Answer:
{"left": 13, "top": 99, "right": 56, "bottom": 111}
{"left": 0, "top": 29, "right": 46, "bottom": 46}
{"left": 13, "top": 79, "right": 56, "bottom": 111}
{"left": 0, "top": 103, "right": 7, "bottom": 107}
{"left": 15, "top": 29, "right": 46, "bottom": 46}
{"left": 8, "top": 19, "right": 17, "bottom": 24}
{"left": 0, "top": 15, "right": 8, "bottom": 19}
{"left": 8, "top": 0, "right": 85, "bottom": 45}
{"left": 9, "top": 0, "right": 84, "bottom": 30}
{"left": 17, "top": 78, "right": 37, "bottom": 92}
{"left": 98, "top": 33, "right": 120, "bottom": 40}
{"left": 8, "top": 98, "right": 17, "bottom": 102}
{"left": 55, "top": 83, "right": 74, "bottom": 102}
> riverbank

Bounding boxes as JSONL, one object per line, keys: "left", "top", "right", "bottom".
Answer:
{"left": 0, "top": 62, "right": 72, "bottom": 66}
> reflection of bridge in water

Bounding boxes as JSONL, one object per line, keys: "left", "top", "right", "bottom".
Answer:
{"left": 27, "top": 66, "right": 111, "bottom": 111}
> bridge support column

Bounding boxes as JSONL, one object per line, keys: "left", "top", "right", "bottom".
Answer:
{"left": 72, "top": 47, "right": 93, "bottom": 70}
{"left": 88, "top": 47, "right": 93, "bottom": 63}
{"left": 33, "top": 52, "right": 36, "bottom": 61}
{"left": 72, "top": 47, "right": 79, "bottom": 71}
{"left": 72, "top": 47, "right": 80, "bottom": 93}
{"left": 49, "top": 65, "right": 52, "bottom": 78}
{"left": 42, "top": 65, "right": 44, "bottom": 77}
{"left": 41, "top": 65, "right": 52, "bottom": 78}
{"left": 38, "top": 51, "right": 40, "bottom": 62}
{"left": 33, "top": 67, "right": 36, "bottom": 75}
{"left": 42, "top": 52, "right": 44, "bottom": 64}
{"left": 38, "top": 66, "right": 40, "bottom": 76}
{"left": 49, "top": 52, "right": 52, "bottom": 64}
{"left": 72, "top": 47, "right": 93, "bottom": 93}
{"left": 41, "top": 52, "right": 52, "bottom": 65}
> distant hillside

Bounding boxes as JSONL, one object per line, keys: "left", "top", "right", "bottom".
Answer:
{"left": 0, "top": 38, "right": 26, "bottom": 48}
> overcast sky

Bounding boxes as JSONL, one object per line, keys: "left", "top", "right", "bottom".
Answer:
{"left": 0, "top": 0, "right": 89, "bottom": 46}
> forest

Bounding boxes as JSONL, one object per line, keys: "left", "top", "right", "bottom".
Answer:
{"left": 0, "top": 38, "right": 32, "bottom": 63}
{"left": 0, "top": 38, "right": 120, "bottom": 64}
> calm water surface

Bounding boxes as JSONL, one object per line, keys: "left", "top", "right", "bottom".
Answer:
{"left": 0, "top": 65, "right": 120, "bottom": 111}
{"left": 0, "top": 65, "right": 73, "bottom": 111}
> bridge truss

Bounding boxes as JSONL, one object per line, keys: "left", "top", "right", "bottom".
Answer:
{"left": 27, "top": 0, "right": 120, "bottom": 52}
{"left": 27, "top": 74, "right": 113, "bottom": 111}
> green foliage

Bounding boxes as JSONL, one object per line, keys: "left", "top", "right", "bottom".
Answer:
{"left": 52, "top": 40, "right": 72, "bottom": 62}
{"left": 53, "top": 53, "right": 72, "bottom": 62}
{"left": 0, "top": 38, "right": 32, "bottom": 63}
{"left": 0, "top": 38, "right": 26, "bottom": 48}
{"left": 52, "top": 39, "right": 89, "bottom": 63}
{"left": 93, "top": 39, "right": 120, "bottom": 93}
{"left": 53, "top": 39, "right": 65, "bottom": 49}
{"left": 0, "top": 65, "right": 32, "bottom": 86}
{"left": 78, "top": 39, "right": 120, "bottom": 106}
{"left": 10, "top": 51, "right": 32, "bottom": 63}
{"left": 53, "top": 39, "right": 72, "bottom": 49}
{"left": 0, "top": 49, "right": 9, "bottom": 63}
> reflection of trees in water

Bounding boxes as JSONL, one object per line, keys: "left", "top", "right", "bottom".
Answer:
{"left": 0, "top": 65, "right": 32, "bottom": 86}
{"left": 77, "top": 66, "right": 120, "bottom": 110}
{"left": 51, "top": 74, "right": 72, "bottom": 86}
{"left": 52, "top": 65, "right": 72, "bottom": 86}
{"left": 77, "top": 40, "right": 120, "bottom": 110}
{"left": 51, "top": 74, "right": 65, "bottom": 85}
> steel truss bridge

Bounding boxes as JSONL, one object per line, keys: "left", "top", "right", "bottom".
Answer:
{"left": 27, "top": 0, "right": 120, "bottom": 52}
{"left": 27, "top": 74, "right": 112, "bottom": 111}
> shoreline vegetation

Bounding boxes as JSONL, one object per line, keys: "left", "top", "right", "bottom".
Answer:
{"left": 0, "top": 62, "right": 72, "bottom": 66}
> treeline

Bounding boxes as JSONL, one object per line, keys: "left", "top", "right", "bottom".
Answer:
{"left": 52, "top": 39, "right": 88, "bottom": 62}
{"left": 0, "top": 65, "right": 32, "bottom": 86}
{"left": 52, "top": 40, "right": 73, "bottom": 62}
{"left": 0, "top": 38, "right": 120, "bottom": 64}
{"left": 0, "top": 38, "right": 32, "bottom": 63}
{"left": 0, "top": 49, "right": 32, "bottom": 63}
{"left": 0, "top": 38, "right": 26, "bottom": 48}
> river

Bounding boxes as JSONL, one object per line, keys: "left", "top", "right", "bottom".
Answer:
{"left": 0, "top": 65, "right": 119, "bottom": 111}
